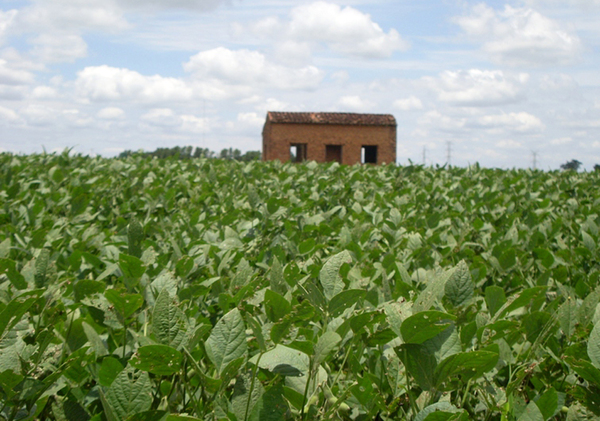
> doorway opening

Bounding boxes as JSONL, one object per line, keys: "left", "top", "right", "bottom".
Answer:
{"left": 361, "top": 145, "right": 378, "bottom": 164}
{"left": 290, "top": 143, "right": 307, "bottom": 162}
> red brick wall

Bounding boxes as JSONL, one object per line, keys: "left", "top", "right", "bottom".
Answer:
{"left": 263, "top": 122, "right": 396, "bottom": 165}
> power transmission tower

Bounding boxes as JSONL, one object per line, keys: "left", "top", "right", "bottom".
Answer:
{"left": 422, "top": 146, "right": 426, "bottom": 166}
{"left": 532, "top": 151, "right": 538, "bottom": 170}
{"left": 446, "top": 141, "right": 452, "bottom": 166}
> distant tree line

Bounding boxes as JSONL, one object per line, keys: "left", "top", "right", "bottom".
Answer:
{"left": 118, "top": 146, "right": 261, "bottom": 161}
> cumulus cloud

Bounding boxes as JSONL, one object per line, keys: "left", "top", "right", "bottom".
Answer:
{"left": 75, "top": 65, "right": 193, "bottom": 103}
{"left": 455, "top": 4, "right": 582, "bottom": 66}
{"left": 0, "top": 59, "right": 35, "bottom": 85}
{"left": 31, "top": 33, "right": 87, "bottom": 63}
{"left": 425, "top": 69, "right": 529, "bottom": 107}
{"left": 419, "top": 110, "right": 467, "bottom": 132}
{"left": 337, "top": 95, "right": 375, "bottom": 111}
{"left": 0, "top": 105, "right": 20, "bottom": 123}
{"left": 249, "top": 1, "right": 408, "bottom": 59}
{"left": 184, "top": 47, "right": 324, "bottom": 91}
{"left": 393, "top": 96, "right": 423, "bottom": 111}
{"left": 0, "top": 9, "right": 17, "bottom": 45}
{"left": 476, "top": 112, "right": 545, "bottom": 133}
{"left": 97, "top": 107, "right": 125, "bottom": 120}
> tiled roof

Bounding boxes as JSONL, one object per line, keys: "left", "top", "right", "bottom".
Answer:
{"left": 266, "top": 112, "right": 396, "bottom": 126}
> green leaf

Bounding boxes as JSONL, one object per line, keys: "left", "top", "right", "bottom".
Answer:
{"left": 119, "top": 253, "right": 146, "bottom": 279}
{"left": 329, "top": 289, "right": 366, "bottom": 317}
{"left": 82, "top": 321, "right": 108, "bottom": 357}
{"left": 34, "top": 248, "right": 50, "bottom": 288}
{"left": 130, "top": 345, "right": 182, "bottom": 376}
{"left": 568, "top": 358, "right": 600, "bottom": 387}
{"left": 231, "top": 373, "right": 264, "bottom": 421}
{"left": 264, "top": 289, "right": 291, "bottom": 322}
{"left": 384, "top": 300, "right": 413, "bottom": 337}
{"left": 205, "top": 308, "right": 247, "bottom": 376}
{"left": 313, "top": 331, "right": 341, "bottom": 368}
{"left": 396, "top": 343, "right": 437, "bottom": 391}
{"left": 152, "top": 288, "right": 189, "bottom": 350}
{"left": 499, "top": 248, "right": 517, "bottom": 271}
{"left": 0, "top": 290, "right": 42, "bottom": 339}
{"left": 517, "top": 402, "right": 544, "bottom": 421}
{"left": 415, "top": 402, "right": 460, "bottom": 421}
{"left": 319, "top": 250, "right": 352, "bottom": 301}
{"left": 248, "top": 383, "right": 288, "bottom": 421}
{"left": 104, "top": 289, "right": 144, "bottom": 320}
{"left": 99, "top": 357, "right": 124, "bottom": 387}
{"left": 269, "top": 257, "right": 286, "bottom": 295}
{"left": 485, "top": 286, "right": 507, "bottom": 317}
{"left": 0, "top": 258, "right": 27, "bottom": 290}
{"left": 127, "top": 219, "right": 144, "bottom": 258}
{"left": 536, "top": 387, "right": 559, "bottom": 420}
{"left": 582, "top": 231, "right": 596, "bottom": 253}
{"left": 434, "top": 351, "right": 499, "bottom": 389}
{"left": 533, "top": 248, "right": 555, "bottom": 269}
{"left": 445, "top": 260, "right": 474, "bottom": 307}
{"left": 588, "top": 322, "right": 600, "bottom": 369}
{"left": 104, "top": 368, "right": 152, "bottom": 420}
{"left": 251, "top": 344, "right": 308, "bottom": 376}
{"left": 559, "top": 297, "right": 579, "bottom": 337}
{"left": 400, "top": 311, "right": 456, "bottom": 344}
{"left": 298, "top": 238, "right": 316, "bottom": 255}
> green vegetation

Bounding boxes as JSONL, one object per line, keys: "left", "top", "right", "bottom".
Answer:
{"left": 1, "top": 151, "right": 600, "bottom": 420}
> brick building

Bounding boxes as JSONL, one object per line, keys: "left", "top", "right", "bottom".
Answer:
{"left": 262, "top": 112, "right": 396, "bottom": 165}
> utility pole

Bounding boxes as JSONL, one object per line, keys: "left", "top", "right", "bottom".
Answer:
{"left": 422, "top": 146, "right": 426, "bottom": 166}
{"left": 532, "top": 151, "right": 537, "bottom": 170}
{"left": 446, "top": 141, "right": 452, "bottom": 167}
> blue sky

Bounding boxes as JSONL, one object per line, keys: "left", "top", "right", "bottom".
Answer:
{"left": 1, "top": 0, "right": 600, "bottom": 169}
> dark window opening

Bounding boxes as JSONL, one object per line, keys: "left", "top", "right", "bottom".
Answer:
{"left": 361, "top": 145, "right": 378, "bottom": 164}
{"left": 290, "top": 143, "right": 307, "bottom": 162}
{"left": 325, "top": 145, "right": 342, "bottom": 164}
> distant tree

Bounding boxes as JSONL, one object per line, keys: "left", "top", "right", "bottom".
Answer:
{"left": 239, "top": 151, "right": 261, "bottom": 162}
{"left": 594, "top": 164, "right": 600, "bottom": 172}
{"left": 560, "top": 159, "right": 582, "bottom": 171}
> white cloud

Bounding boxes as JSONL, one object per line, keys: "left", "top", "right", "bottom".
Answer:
{"left": 337, "top": 95, "right": 375, "bottom": 111}
{"left": 31, "top": 86, "right": 58, "bottom": 99}
{"left": 551, "top": 136, "right": 574, "bottom": 144}
{"left": 31, "top": 33, "right": 87, "bottom": 63}
{"left": 116, "top": 0, "right": 228, "bottom": 11}
{"left": 0, "top": 105, "right": 20, "bottom": 123}
{"left": 455, "top": 4, "right": 582, "bottom": 66}
{"left": 19, "top": 0, "right": 128, "bottom": 33}
{"left": 180, "top": 114, "right": 210, "bottom": 133}
{"left": 97, "top": 107, "right": 125, "bottom": 120}
{"left": 236, "top": 112, "right": 264, "bottom": 128}
{"left": 0, "top": 9, "right": 17, "bottom": 45}
{"left": 419, "top": 110, "right": 467, "bottom": 132}
{"left": 425, "top": 69, "right": 529, "bottom": 107}
{"left": 496, "top": 139, "right": 523, "bottom": 148}
{"left": 184, "top": 47, "right": 324, "bottom": 91}
{"left": 249, "top": 1, "right": 408, "bottom": 59}
{"left": 393, "top": 96, "right": 423, "bottom": 111}
{"left": 288, "top": 2, "right": 409, "bottom": 58}
{"left": 0, "top": 59, "right": 35, "bottom": 85}
{"left": 20, "top": 104, "right": 56, "bottom": 126}
{"left": 75, "top": 65, "right": 193, "bottom": 103}
{"left": 141, "top": 108, "right": 180, "bottom": 127}
{"left": 476, "top": 112, "right": 545, "bottom": 133}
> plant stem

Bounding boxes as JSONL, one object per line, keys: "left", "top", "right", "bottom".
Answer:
{"left": 244, "top": 352, "right": 263, "bottom": 421}
{"left": 300, "top": 361, "right": 314, "bottom": 420}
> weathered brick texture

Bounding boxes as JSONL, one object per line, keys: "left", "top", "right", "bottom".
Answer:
{"left": 262, "top": 112, "right": 396, "bottom": 165}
